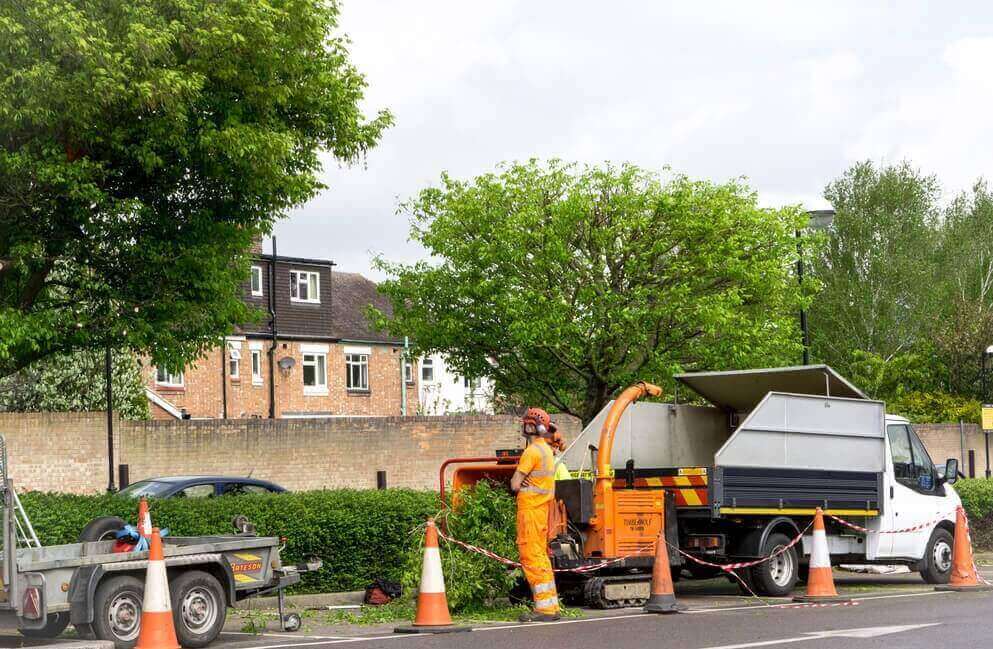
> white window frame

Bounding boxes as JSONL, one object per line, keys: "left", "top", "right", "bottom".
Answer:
{"left": 345, "top": 353, "right": 369, "bottom": 391}
{"left": 421, "top": 357, "right": 434, "bottom": 383}
{"left": 301, "top": 344, "right": 329, "bottom": 395}
{"left": 250, "top": 265, "right": 263, "bottom": 296}
{"left": 155, "top": 366, "right": 184, "bottom": 387}
{"left": 250, "top": 349, "right": 263, "bottom": 385}
{"left": 290, "top": 270, "right": 320, "bottom": 303}
{"left": 228, "top": 343, "right": 241, "bottom": 379}
{"left": 404, "top": 358, "right": 414, "bottom": 384}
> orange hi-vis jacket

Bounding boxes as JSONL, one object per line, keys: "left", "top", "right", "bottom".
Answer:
{"left": 516, "top": 438, "right": 556, "bottom": 508}
{"left": 516, "top": 437, "right": 559, "bottom": 615}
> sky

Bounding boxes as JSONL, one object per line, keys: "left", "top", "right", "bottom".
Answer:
{"left": 270, "top": 1, "right": 993, "bottom": 279}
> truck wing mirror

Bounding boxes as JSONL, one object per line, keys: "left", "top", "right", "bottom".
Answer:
{"left": 942, "top": 458, "right": 959, "bottom": 486}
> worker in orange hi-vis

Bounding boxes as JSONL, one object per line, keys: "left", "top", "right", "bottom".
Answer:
{"left": 510, "top": 407, "right": 561, "bottom": 622}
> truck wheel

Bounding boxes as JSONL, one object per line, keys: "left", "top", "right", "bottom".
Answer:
{"left": 19, "top": 612, "right": 71, "bottom": 638}
{"left": 170, "top": 570, "right": 226, "bottom": 648}
{"left": 79, "top": 516, "right": 127, "bottom": 542}
{"left": 92, "top": 575, "right": 144, "bottom": 649}
{"left": 749, "top": 533, "right": 799, "bottom": 597}
{"left": 919, "top": 527, "right": 954, "bottom": 584}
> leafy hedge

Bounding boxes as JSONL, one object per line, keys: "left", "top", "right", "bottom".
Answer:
{"left": 954, "top": 479, "right": 993, "bottom": 549}
{"left": 19, "top": 489, "right": 440, "bottom": 593}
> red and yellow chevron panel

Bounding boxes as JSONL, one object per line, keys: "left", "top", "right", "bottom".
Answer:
{"left": 612, "top": 469, "right": 709, "bottom": 507}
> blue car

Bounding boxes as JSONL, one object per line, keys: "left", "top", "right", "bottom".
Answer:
{"left": 117, "top": 475, "right": 286, "bottom": 498}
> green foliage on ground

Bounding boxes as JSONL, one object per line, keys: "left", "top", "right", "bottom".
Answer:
{"left": 19, "top": 489, "right": 439, "bottom": 594}
{"left": 399, "top": 481, "right": 520, "bottom": 612}
{"left": 0, "top": 0, "right": 391, "bottom": 376}
{"left": 376, "top": 160, "right": 813, "bottom": 425}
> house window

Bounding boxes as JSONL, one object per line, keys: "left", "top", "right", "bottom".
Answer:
{"left": 464, "top": 376, "right": 481, "bottom": 390}
{"left": 251, "top": 349, "right": 263, "bottom": 385}
{"left": 228, "top": 344, "right": 240, "bottom": 379}
{"left": 421, "top": 358, "right": 434, "bottom": 382}
{"left": 155, "top": 367, "right": 184, "bottom": 387}
{"left": 346, "top": 354, "right": 369, "bottom": 391}
{"left": 290, "top": 270, "right": 320, "bottom": 303}
{"left": 404, "top": 359, "right": 414, "bottom": 384}
{"left": 250, "top": 265, "right": 263, "bottom": 296}
{"left": 302, "top": 353, "right": 327, "bottom": 393}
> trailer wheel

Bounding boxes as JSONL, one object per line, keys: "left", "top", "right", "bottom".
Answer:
{"left": 79, "top": 516, "right": 128, "bottom": 542}
{"left": 19, "top": 612, "right": 71, "bottom": 638}
{"left": 170, "top": 570, "right": 226, "bottom": 648}
{"left": 919, "top": 527, "right": 954, "bottom": 584}
{"left": 92, "top": 574, "right": 144, "bottom": 649}
{"left": 749, "top": 533, "right": 799, "bottom": 597}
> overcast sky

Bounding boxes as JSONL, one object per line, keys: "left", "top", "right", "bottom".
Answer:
{"left": 270, "top": 1, "right": 993, "bottom": 278}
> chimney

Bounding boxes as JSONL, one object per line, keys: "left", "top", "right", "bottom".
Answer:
{"left": 250, "top": 233, "right": 264, "bottom": 255}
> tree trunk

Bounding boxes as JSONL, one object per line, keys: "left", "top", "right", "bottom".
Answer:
{"left": 580, "top": 378, "right": 612, "bottom": 427}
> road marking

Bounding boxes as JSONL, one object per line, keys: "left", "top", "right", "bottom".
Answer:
{"left": 691, "top": 623, "right": 940, "bottom": 649}
{"left": 220, "top": 590, "right": 960, "bottom": 647}
{"left": 223, "top": 632, "right": 349, "bottom": 640}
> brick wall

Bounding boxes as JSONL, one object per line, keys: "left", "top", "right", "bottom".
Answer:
{"left": 915, "top": 423, "right": 990, "bottom": 478}
{"left": 0, "top": 412, "right": 581, "bottom": 493}
{"left": 0, "top": 412, "right": 119, "bottom": 492}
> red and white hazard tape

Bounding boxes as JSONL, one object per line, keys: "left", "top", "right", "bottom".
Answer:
{"left": 786, "top": 601, "right": 860, "bottom": 609}
{"left": 435, "top": 527, "right": 658, "bottom": 574}
{"left": 826, "top": 511, "right": 954, "bottom": 535}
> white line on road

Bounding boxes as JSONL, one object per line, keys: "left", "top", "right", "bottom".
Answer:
{"left": 229, "top": 589, "right": 959, "bottom": 648}
{"left": 690, "top": 623, "right": 940, "bottom": 649}
{"left": 224, "top": 632, "right": 350, "bottom": 640}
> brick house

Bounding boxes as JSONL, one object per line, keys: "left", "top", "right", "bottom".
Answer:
{"left": 143, "top": 249, "right": 416, "bottom": 419}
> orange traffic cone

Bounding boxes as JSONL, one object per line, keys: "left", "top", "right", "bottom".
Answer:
{"left": 395, "top": 519, "right": 469, "bottom": 634}
{"left": 793, "top": 508, "right": 850, "bottom": 603}
{"left": 644, "top": 526, "right": 681, "bottom": 613}
{"left": 137, "top": 497, "right": 152, "bottom": 539}
{"left": 936, "top": 506, "right": 993, "bottom": 592}
{"left": 134, "top": 528, "right": 180, "bottom": 649}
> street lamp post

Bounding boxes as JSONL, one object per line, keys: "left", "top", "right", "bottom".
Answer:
{"left": 798, "top": 210, "right": 835, "bottom": 365}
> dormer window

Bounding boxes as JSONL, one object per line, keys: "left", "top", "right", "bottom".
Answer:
{"left": 290, "top": 270, "right": 320, "bottom": 303}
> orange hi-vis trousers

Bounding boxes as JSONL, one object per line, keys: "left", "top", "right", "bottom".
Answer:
{"left": 516, "top": 505, "right": 560, "bottom": 615}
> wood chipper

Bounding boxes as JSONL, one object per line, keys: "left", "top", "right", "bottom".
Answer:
{"left": 439, "top": 382, "right": 682, "bottom": 608}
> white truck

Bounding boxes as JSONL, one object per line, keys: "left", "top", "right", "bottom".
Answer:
{"left": 558, "top": 365, "right": 962, "bottom": 597}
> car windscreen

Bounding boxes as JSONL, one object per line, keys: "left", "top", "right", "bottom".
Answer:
{"left": 118, "top": 480, "right": 175, "bottom": 498}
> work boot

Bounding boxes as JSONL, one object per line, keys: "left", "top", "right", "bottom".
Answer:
{"left": 517, "top": 610, "right": 561, "bottom": 623}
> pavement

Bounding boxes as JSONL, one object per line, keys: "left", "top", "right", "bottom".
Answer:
{"left": 3, "top": 569, "right": 991, "bottom": 649}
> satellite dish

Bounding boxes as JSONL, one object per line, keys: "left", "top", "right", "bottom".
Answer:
{"left": 278, "top": 356, "right": 296, "bottom": 371}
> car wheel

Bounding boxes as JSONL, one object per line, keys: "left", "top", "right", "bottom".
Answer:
{"left": 19, "top": 612, "right": 71, "bottom": 638}
{"left": 920, "top": 527, "right": 954, "bottom": 584}
{"left": 92, "top": 575, "right": 144, "bottom": 649}
{"left": 79, "top": 516, "right": 127, "bottom": 543}
{"left": 749, "top": 533, "right": 799, "bottom": 597}
{"left": 170, "top": 570, "right": 227, "bottom": 648}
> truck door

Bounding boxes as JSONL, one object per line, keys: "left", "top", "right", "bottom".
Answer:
{"left": 883, "top": 424, "right": 943, "bottom": 559}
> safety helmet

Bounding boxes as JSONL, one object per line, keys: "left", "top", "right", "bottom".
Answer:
{"left": 522, "top": 407, "right": 557, "bottom": 436}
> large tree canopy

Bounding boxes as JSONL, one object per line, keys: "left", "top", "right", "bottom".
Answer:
{"left": 0, "top": 0, "right": 391, "bottom": 375}
{"left": 376, "top": 161, "right": 811, "bottom": 424}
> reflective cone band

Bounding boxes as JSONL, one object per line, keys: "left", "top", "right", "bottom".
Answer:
{"left": 794, "top": 508, "right": 850, "bottom": 603}
{"left": 138, "top": 497, "right": 152, "bottom": 538}
{"left": 936, "top": 506, "right": 993, "bottom": 592}
{"left": 644, "top": 525, "right": 680, "bottom": 614}
{"left": 135, "top": 528, "right": 180, "bottom": 649}
{"left": 395, "top": 519, "right": 469, "bottom": 634}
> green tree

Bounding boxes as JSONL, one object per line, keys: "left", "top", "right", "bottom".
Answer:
{"left": 0, "top": 349, "right": 149, "bottom": 419}
{"left": 809, "top": 161, "right": 941, "bottom": 380}
{"left": 375, "top": 161, "right": 811, "bottom": 424}
{"left": 932, "top": 182, "right": 993, "bottom": 398}
{"left": 0, "top": 0, "right": 391, "bottom": 376}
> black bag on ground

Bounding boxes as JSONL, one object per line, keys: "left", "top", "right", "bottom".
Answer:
{"left": 363, "top": 578, "right": 402, "bottom": 605}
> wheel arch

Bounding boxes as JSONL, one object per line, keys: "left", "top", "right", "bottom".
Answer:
{"left": 732, "top": 517, "right": 802, "bottom": 558}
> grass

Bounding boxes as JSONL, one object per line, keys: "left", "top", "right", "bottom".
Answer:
{"left": 321, "top": 601, "right": 582, "bottom": 626}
